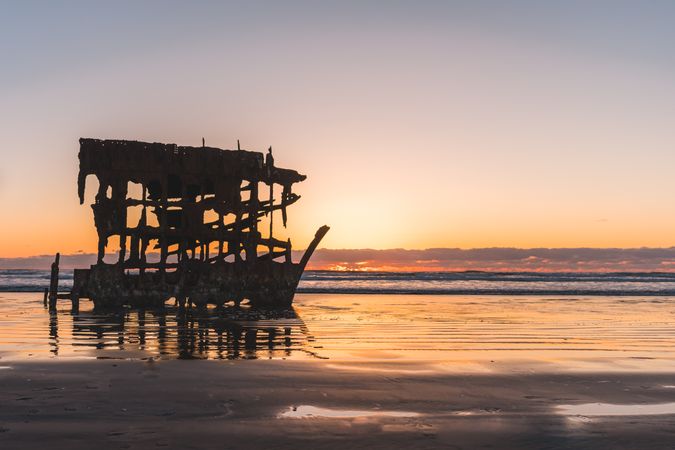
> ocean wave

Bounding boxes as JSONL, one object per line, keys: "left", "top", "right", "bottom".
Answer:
{"left": 4, "top": 269, "right": 675, "bottom": 295}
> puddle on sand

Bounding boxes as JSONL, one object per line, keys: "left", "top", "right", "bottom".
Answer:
{"left": 557, "top": 402, "right": 675, "bottom": 416}
{"left": 278, "top": 405, "right": 420, "bottom": 419}
{"left": 325, "top": 363, "right": 435, "bottom": 375}
{"left": 451, "top": 407, "right": 502, "bottom": 416}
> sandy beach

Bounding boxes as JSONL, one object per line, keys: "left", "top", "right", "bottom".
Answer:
{"left": 1, "top": 293, "right": 675, "bottom": 448}
{"left": 2, "top": 360, "right": 675, "bottom": 449}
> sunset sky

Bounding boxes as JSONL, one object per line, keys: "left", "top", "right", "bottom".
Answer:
{"left": 3, "top": 1, "right": 675, "bottom": 262}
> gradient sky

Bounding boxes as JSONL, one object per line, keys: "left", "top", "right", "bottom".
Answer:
{"left": 3, "top": 1, "right": 675, "bottom": 258}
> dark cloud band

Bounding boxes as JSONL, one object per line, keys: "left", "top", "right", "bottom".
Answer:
{"left": 5, "top": 248, "right": 675, "bottom": 272}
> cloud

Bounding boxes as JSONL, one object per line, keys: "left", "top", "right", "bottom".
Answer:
{"left": 0, "top": 253, "right": 159, "bottom": 270}
{"left": 0, "top": 253, "right": 99, "bottom": 270}
{"left": 298, "top": 247, "right": 675, "bottom": 272}
{"left": 5, "top": 248, "right": 675, "bottom": 272}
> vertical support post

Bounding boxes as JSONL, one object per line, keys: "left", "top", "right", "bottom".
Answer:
{"left": 266, "top": 147, "right": 275, "bottom": 259}
{"left": 160, "top": 177, "right": 168, "bottom": 276}
{"left": 118, "top": 181, "right": 128, "bottom": 265}
{"left": 218, "top": 212, "right": 224, "bottom": 260}
{"left": 285, "top": 239, "right": 292, "bottom": 264}
{"left": 234, "top": 208, "right": 242, "bottom": 263}
{"left": 43, "top": 287, "right": 49, "bottom": 307}
{"left": 129, "top": 234, "right": 139, "bottom": 263}
{"left": 96, "top": 180, "right": 106, "bottom": 264}
{"left": 48, "top": 252, "right": 60, "bottom": 310}
{"left": 97, "top": 234, "right": 106, "bottom": 264}
{"left": 119, "top": 235, "right": 127, "bottom": 265}
{"left": 248, "top": 181, "right": 259, "bottom": 264}
{"left": 268, "top": 182, "right": 274, "bottom": 257}
{"left": 140, "top": 185, "right": 147, "bottom": 276}
{"left": 250, "top": 181, "right": 259, "bottom": 234}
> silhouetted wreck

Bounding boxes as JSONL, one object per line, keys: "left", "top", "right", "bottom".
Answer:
{"left": 51, "top": 138, "right": 329, "bottom": 309}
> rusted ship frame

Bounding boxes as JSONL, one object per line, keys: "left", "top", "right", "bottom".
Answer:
{"left": 58, "top": 138, "right": 328, "bottom": 309}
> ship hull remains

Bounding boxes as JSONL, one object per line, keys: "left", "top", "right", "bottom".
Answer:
{"left": 71, "top": 138, "right": 328, "bottom": 309}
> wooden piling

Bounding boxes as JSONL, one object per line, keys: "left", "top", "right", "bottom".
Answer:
{"left": 71, "top": 294, "right": 79, "bottom": 313}
{"left": 48, "top": 252, "right": 60, "bottom": 310}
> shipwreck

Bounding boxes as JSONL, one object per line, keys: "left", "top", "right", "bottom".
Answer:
{"left": 48, "top": 138, "right": 328, "bottom": 309}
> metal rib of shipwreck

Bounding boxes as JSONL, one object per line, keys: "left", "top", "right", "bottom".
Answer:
{"left": 71, "top": 138, "right": 329, "bottom": 309}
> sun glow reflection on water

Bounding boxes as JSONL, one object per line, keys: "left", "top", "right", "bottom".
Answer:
{"left": 2, "top": 293, "right": 675, "bottom": 372}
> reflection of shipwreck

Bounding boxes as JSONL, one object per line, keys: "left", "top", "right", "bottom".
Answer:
{"left": 55, "top": 138, "right": 328, "bottom": 309}
{"left": 48, "top": 306, "right": 318, "bottom": 360}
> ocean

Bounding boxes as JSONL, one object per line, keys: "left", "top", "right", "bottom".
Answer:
{"left": 5, "top": 269, "right": 675, "bottom": 295}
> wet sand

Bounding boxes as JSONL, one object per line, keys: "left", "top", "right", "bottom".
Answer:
{"left": 2, "top": 293, "right": 675, "bottom": 448}
{"left": 2, "top": 360, "right": 675, "bottom": 449}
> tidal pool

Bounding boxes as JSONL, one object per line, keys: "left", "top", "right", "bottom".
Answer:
{"left": 558, "top": 402, "right": 675, "bottom": 416}
{"left": 279, "top": 405, "right": 420, "bottom": 419}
